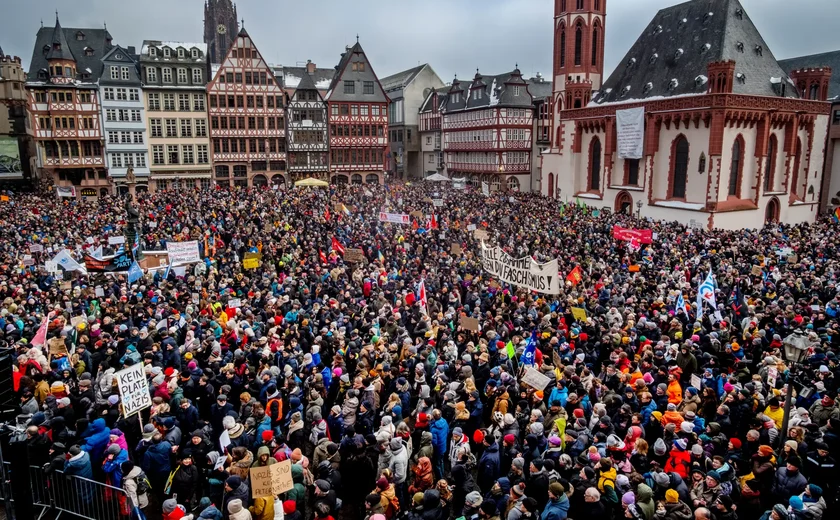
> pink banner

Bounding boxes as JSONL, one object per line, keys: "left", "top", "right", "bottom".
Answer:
{"left": 612, "top": 226, "right": 653, "bottom": 244}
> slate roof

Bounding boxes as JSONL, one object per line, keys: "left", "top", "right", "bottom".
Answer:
{"left": 442, "top": 68, "right": 540, "bottom": 112}
{"left": 45, "top": 18, "right": 74, "bottom": 61}
{"left": 419, "top": 87, "right": 449, "bottom": 114}
{"left": 324, "top": 41, "right": 388, "bottom": 103}
{"left": 592, "top": 0, "right": 798, "bottom": 105}
{"left": 282, "top": 66, "right": 335, "bottom": 91}
{"left": 28, "top": 21, "right": 114, "bottom": 82}
{"left": 778, "top": 50, "right": 840, "bottom": 100}
{"left": 326, "top": 42, "right": 360, "bottom": 95}
{"left": 380, "top": 64, "right": 427, "bottom": 92}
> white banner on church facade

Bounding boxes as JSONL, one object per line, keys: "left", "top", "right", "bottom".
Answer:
{"left": 616, "top": 107, "right": 645, "bottom": 159}
{"left": 480, "top": 243, "right": 560, "bottom": 295}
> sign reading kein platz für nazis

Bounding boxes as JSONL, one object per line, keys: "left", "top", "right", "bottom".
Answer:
{"left": 115, "top": 363, "right": 151, "bottom": 417}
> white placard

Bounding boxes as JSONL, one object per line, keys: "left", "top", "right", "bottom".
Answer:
{"left": 467, "top": 224, "right": 477, "bottom": 231}
{"left": 480, "top": 243, "right": 560, "bottom": 295}
{"left": 108, "top": 236, "right": 126, "bottom": 245}
{"left": 166, "top": 241, "right": 201, "bottom": 265}
{"left": 23, "top": 255, "right": 34, "bottom": 266}
{"left": 432, "top": 199, "right": 444, "bottom": 207}
{"left": 56, "top": 186, "right": 76, "bottom": 198}
{"left": 521, "top": 367, "right": 552, "bottom": 390}
{"left": 95, "top": 286, "right": 105, "bottom": 297}
{"left": 44, "top": 260, "right": 58, "bottom": 273}
{"left": 690, "top": 374, "right": 701, "bottom": 390}
{"left": 481, "top": 182, "right": 490, "bottom": 197}
{"left": 378, "top": 212, "right": 410, "bottom": 225}
{"left": 115, "top": 363, "right": 151, "bottom": 417}
{"left": 616, "top": 107, "right": 645, "bottom": 159}
{"left": 29, "top": 244, "right": 44, "bottom": 253}
{"left": 228, "top": 298, "right": 242, "bottom": 308}
{"left": 453, "top": 178, "right": 466, "bottom": 190}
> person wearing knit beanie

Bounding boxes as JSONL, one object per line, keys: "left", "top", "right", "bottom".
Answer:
{"left": 622, "top": 491, "right": 635, "bottom": 505}
{"left": 665, "top": 489, "right": 679, "bottom": 503}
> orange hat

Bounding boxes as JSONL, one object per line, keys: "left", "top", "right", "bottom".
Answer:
{"left": 535, "top": 390, "right": 544, "bottom": 399}
{"left": 758, "top": 445, "right": 774, "bottom": 457}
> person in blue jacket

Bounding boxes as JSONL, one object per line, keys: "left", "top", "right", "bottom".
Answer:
{"left": 64, "top": 445, "right": 94, "bottom": 502}
{"left": 430, "top": 409, "right": 449, "bottom": 479}
{"left": 103, "top": 444, "right": 129, "bottom": 488}
{"left": 81, "top": 418, "right": 111, "bottom": 464}
{"left": 477, "top": 433, "right": 501, "bottom": 494}
{"left": 540, "top": 482, "right": 570, "bottom": 520}
{"left": 141, "top": 433, "right": 172, "bottom": 501}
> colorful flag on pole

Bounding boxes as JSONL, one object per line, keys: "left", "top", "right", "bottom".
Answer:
{"left": 521, "top": 329, "right": 538, "bottom": 366}
{"left": 676, "top": 292, "right": 686, "bottom": 314}
{"left": 505, "top": 341, "right": 516, "bottom": 359}
{"left": 324, "top": 208, "right": 330, "bottom": 221}
{"left": 378, "top": 250, "right": 385, "bottom": 263}
{"left": 319, "top": 250, "right": 327, "bottom": 264}
{"left": 417, "top": 279, "right": 428, "bottom": 315}
{"left": 566, "top": 266, "right": 583, "bottom": 286}
{"left": 31, "top": 317, "right": 48, "bottom": 348}
{"left": 127, "top": 261, "right": 143, "bottom": 284}
{"left": 699, "top": 272, "right": 717, "bottom": 309}
{"left": 331, "top": 236, "right": 345, "bottom": 255}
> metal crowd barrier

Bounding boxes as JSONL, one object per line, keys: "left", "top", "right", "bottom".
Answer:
{"left": 0, "top": 462, "right": 132, "bottom": 520}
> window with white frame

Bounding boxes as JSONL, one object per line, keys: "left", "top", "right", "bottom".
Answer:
{"left": 110, "top": 66, "right": 119, "bottom": 80}
{"left": 148, "top": 93, "right": 160, "bottom": 110}
{"left": 133, "top": 132, "right": 143, "bottom": 144}
{"left": 119, "top": 109, "right": 129, "bottom": 121}
{"left": 163, "top": 94, "right": 175, "bottom": 110}
{"left": 123, "top": 153, "right": 133, "bottom": 166}
{"left": 200, "top": 178, "right": 211, "bottom": 190}
{"left": 197, "top": 144, "right": 208, "bottom": 164}
{"left": 182, "top": 145, "right": 194, "bottom": 164}
{"left": 146, "top": 67, "right": 157, "bottom": 82}
{"left": 149, "top": 47, "right": 157, "bottom": 57}
{"left": 104, "top": 88, "right": 114, "bottom": 100}
{"left": 163, "top": 47, "right": 170, "bottom": 58}
{"left": 116, "top": 88, "right": 127, "bottom": 100}
{"left": 136, "top": 154, "right": 146, "bottom": 167}
{"left": 195, "top": 119, "right": 207, "bottom": 137}
{"left": 130, "top": 89, "right": 139, "bottom": 101}
{"left": 131, "top": 109, "right": 141, "bottom": 122}
{"left": 162, "top": 68, "right": 172, "bottom": 83}
{"left": 121, "top": 67, "right": 130, "bottom": 80}
{"left": 191, "top": 48, "right": 199, "bottom": 59}
{"left": 180, "top": 119, "right": 192, "bottom": 137}
{"left": 177, "top": 68, "right": 188, "bottom": 84}
{"left": 120, "top": 131, "right": 130, "bottom": 143}
{"left": 192, "top": 94, "right": 205, "bottom": 111}
{"left": 111, "top": 153, "right": 122, "bottom": 167}
{"left": 167, "top": 145, "right": 179, "bottom": 164}
{"left": 192, "top": 68, "right": 202, "bottom": 84}
{"left": 178, "top": 94, "right": 190, "bottom": 111}
{"left": 152, "top": 145, "right": 164, "bottom": 164}
{"left": 106, "top": 109, "right": 117, "bottom": 121}
{"left": 165, "top": 119, "right": 177, "bottom": 137}
{"left": 150, "top": 119, "right": 162, "bottom": 137}
{"left": 177, "top": 48, "right": 185, "bottom": 58}
{"left": 108, "top": 131, "right": 118, "bottom": 144}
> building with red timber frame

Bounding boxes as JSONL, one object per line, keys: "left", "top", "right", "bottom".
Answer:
{"left": 324, "top": 40, "right": 389, "bottom": 185}
{"left": 541, "top": 0, "right": 833, "bottom": 230}
{"left": 207, "top": 28, "right": 286, "bottom": 188}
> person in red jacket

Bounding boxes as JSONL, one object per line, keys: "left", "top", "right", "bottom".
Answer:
{"left": 664, "top": 438, "right": 692, "bottom": 478}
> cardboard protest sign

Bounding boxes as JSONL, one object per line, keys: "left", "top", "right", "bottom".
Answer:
{"left": 462, "top": 317, "right": 480, "bottom": 332}
{"left": 410, "top": 210, "right": 423, "bottom": 218}
{"left": 70, "top": 316, "right": 87, "bottom": 329}
{"left": 250, "top": 460, "right": 294, "bottom": 498}
{"left": 451, "top": 243, "right": 463, "bottom": 255}
{"left": 751, "top": 265, "right": 763, "bottom": 276}
{"left": 787, "top": 255, "right": 798, "bottom": 264}
{"left": 345, "top": 248, "right": 366, "bottom": 263}
{"left": 571, "top": 307, "right": 588, "bottom": 321}
{"left": 244, "top": 251, "right": 262, "bottom": 261}
{"left": 273, "top": 460, "right": 294, "bottom": 494}
{"left": 115, "top": 363, "right": 151, "bottom": 417}
{"left": 690, "top": 374, "right": 702, "bottom": 390}
{"left": 166, "top": 241, "right": 201, "bottom": 265}
{"left": 48, "top": 336, "right": 68, "bottom": 356}
{"left": 29, "top": 244, "right": 44, "bottom": 254}
{"left": 521, "top": 367, "right": 552, "bottom": 391}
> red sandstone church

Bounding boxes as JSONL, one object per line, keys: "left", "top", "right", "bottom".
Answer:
{"left": 540, "top": 0, "right": 833, "bottom": 230}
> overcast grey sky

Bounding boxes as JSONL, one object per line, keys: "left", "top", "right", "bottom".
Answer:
{"left": 2, "top": 0, "right": 838, "bottom": 82}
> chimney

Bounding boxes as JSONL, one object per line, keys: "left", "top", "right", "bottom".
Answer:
{"left": 306, "top": 59, "right": 315, "bottom": 75}
{"left": 127, "top": 46, "right": 136, "bottom": 55}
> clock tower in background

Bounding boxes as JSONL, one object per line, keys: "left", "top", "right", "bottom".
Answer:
{"left": 204, "top": 0, "right": 238, "bottom": 64}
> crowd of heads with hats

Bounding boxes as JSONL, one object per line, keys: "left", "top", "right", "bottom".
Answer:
{"left": 8, "top": 182, "right": 840, "bottom": 520}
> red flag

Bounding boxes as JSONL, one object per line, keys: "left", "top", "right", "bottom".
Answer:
{"left": 430, "top": 213, "right": 438, "bottom": 230}
{"left": 417, "top": 280, "right": 428, "bottom": 315}
{"left": 31, "top": 317, "right": 48, "bottom": 348}
{"left": 324, "top": 208, "right": 331, "bottom": 221}
{"left": 566, "top": 266, "right": 583, "bottom": 286}
{"left": 331, "top": 237, "right": 345, "bottom": 255}
{"left": 319, "top": 250, "right": 327, "bottom": 264}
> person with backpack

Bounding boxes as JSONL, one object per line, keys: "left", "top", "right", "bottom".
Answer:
{"left": 122, "top": 461, "right": 150, "bottom": 520}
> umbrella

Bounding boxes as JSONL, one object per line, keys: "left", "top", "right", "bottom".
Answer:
{"left": 423, "top": 173, "right": 452, "bottom": 182}
{"left": 294, "top": 178, "right": 329, "bottom": 187}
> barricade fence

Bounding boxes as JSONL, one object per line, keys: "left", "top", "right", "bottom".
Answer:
{"left": 0, "top": 462, "right": 132, "bottom": 520}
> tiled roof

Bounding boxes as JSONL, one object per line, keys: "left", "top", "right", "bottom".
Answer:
{"left": 778, "top": 50, "right": 840, "bottom": 100}
{"left": 28, "top": 21, "right": 114, "bottom": 82}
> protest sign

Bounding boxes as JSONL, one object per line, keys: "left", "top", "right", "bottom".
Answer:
{"left": 432, "top": 199, "right": 444, "bottom": 207}
{"left": 612, "top": 226, "right": 653, "bottom": 244}
{"left": 244, "top": 251, "right": 262, "bottom": 261}
{"left": 228, "top": 298, "right": 242, "bottom": 308}
{"left": 480, "top": 243, "right": 560, "bottom": 295}
{"left": 29, "top": 244, "right": 43, "bottom": 254}
{"left": 378, "top": 212, "right": 410, "bottom": 225}
{"left": 690, "top": 374, "right": 702, "bottom": 391}
{"left": 44, "top": 260, "right": 58, "bottom": 273}
{"left": 243, "top": 258, "right": 259, "bottom": 269}
{"left": 450, "top": 243, "right": 463, "bottom": 255}
{"left": 219, "top": 430, "right": 231, "bottom": 453}
{"left": 84, "top": 253, "right": 132, "bottom": 273}
{"left": 115, "top": 363, "right": 151, "bottom": 417}
{"left": 767, "top": 367, "right": 778, "bottom": 389}
{"left": 95, "top": 286, "right": 105, "bottom": 297}
{"left": 461, "top": 317, "right": 480, "bottom": 332}
{"left": 70, "top": 316, "right": 86, "bottom": 329}
{"left": 474, "top": 229, "right": 489, "bottom": 240}
{"left": 345, "top": 248, "right": 365, "bottom": 263}
{"left": 616, "top": 106, "right": 645, "bottom": 159}
{"left": 250, "top": 466, "right": 275, "bottom": 498}
{"left": 23, "top": 255, "right": 34, "bottom": 266}
{"left": 48, "top": 336, "right": 68, "bottom": 356}
{"left": 522, "top": 367, "right": 552, "bottom": 391}
{"left": 571, "top": 307, "right": 588, "bottom": 321}
{"left": 410, "top": 210, "right": 423, "bottom": 218}
{"left": 751, "top": 265, "right": 763, "bottom": 276}
{"left": 108, "top": 236, "right": 126, "bottom": 245}
{"left": 273, "top": 460, "right": 293, "bottom": 494}
{"left": 467, "top": 224, "right": 477, "bottom": 231}
{"left": 787, "top": 255, "right": 798, "bottom": 264}
{"left": 166, "top": 241, "right": 201, "bottom": 265}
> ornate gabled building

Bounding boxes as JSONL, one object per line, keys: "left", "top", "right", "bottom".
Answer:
{"left": 0, "top": 48, "right": 35, "bottom": 183}
{"left": 207, "top": 28, "right": 286, "bottom": 187}
{"left": 203, "top": 0, "right": 239, "bottom": 65}
{"left": 324, "top": 40, "right": 389, "bottom": 185}
{"left": 541, "top": 0, "right": 833, "bottom": 230}
{"left": 286, "top": 65, "right": 329, "bottom": 180}
{"left": 419, "top": 87, "right": 448, "bottom": 178}
{"left": 100, "top": 45, "right": 149, "bottom": 194}
{"left": 26, "top": 17, "right": 111, "bottom": 198}
{"left": 140, "top": 41, "right": 212, "bottom": 191}
{"left": 440, "top": 68, "right": 536, "bottom": 192}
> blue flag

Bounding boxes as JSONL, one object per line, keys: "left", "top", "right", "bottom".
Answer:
{"left": 127, "top": 261, "right": 143, "bottom": 284}
{"left": 521, "top": 329, "right": 538, "bottom": 366}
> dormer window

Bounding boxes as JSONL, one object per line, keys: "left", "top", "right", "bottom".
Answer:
{"left": 649, "top": 53, "right": 658, "bottom": 64}
{"left": 53, "top": 43, "right": 62, "bottom": 52}
{"left": 736, "top": 42, "right": 744, "bottom": 53}
{"left": 653, "top": 25, "right": 663, "bottom": 35}
{"left": 75, "top": 31, "right": 85, "bottom": 41}
{"left": 700, "top": 43, "right": 711, "bottom": 54}
{"left": 513, "top": 85, "right": 521, "bottom": 96}
{"left": 735, "top": 8, "right": 744, "bottom": 19}
{"left": 452, "top": 92, "right": 461, "bottom": 104}
{"left": 627, "top": 57, "right": 637, "bottom": 68}
{"left": 473, "top": 89, "right": 482, "bottom": 100}
{"left": 178, "top": 48, "right": 185, "bottom": 58}
{"left": 38, "top": 69, "right": 48, "bottom": 80}
{"left": 84, "top": 47, "right": 94, "bottom": 57}
{"left": 150, "top": 47, "right": 157, "bottom": 57}
{"left": 163, "top": 47, "right": 171, "bottom": 58}
{"left": 191, "top": 48, "right": 199, "bottom": 59}
{"left": 695, "top": 75, "right": 708, "bottom": 88}
{"left": 755, "top": 45, "right": 763, "bottom": 56}
{"left": 736, "top": 73, "right": 746, "bottom": 84}
{"left": 114, "top": 53, "right": 123, "bottom": 60}
{"left": 674, "top": 49, "right": 684, "bottom": 61}
{"left": 668, "top": 78, "right": 679, "bottom": 90}
{"left": 621, "top": 85, "right": 631, "bottom": 97}
{"left": 704, "top": 12, "right": 714, "bottom": 24}
{"left": 42, "top": 45, "right": 50, "bottom": 55}
{"left": 643, "top": 82, "right": 653, "bottom": 94}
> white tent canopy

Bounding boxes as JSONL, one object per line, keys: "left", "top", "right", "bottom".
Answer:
{"left": 424, "top": 173, "right": 452, "bottom": 182}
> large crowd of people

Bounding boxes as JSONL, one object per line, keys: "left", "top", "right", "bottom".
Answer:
{"left": 7, "top": 181, "right": 840, "bottom": 520}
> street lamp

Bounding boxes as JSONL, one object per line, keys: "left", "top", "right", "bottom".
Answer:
{"left": 636, "top": 200, "right": 643, "bottom": 217}
{"left": 779, "top": 331, "right": 810, "bottom": 445}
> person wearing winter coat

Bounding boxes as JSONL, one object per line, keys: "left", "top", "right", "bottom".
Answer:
{"left": 342, "top": 389, "right": 360, "bottom": 427}
{"left": 771, "top": 457, "right": 808, "bottom": 498}
{"left": 654, "top": 489, "right": 692, "bottom": 520}
{"left": 389, "top": 437, "right": 409, "bottom": 484}
{"left": 222, "top": 476, "right": 250, "bottom": 520}
{"left": 162, "top": 497, "right": 196, "bottom": 520}
{"left": 415, "top": 431, "right": 434, "bottom": 462}
{"left": 81, "top": 417, "right": 111, "bottom": 464}
{"left": 636, "top": 484, "right": 656, "bottom": 520}
{"left": 169, "top": 454, "right": 202, "bottom": 509}
{"left": 248, "top": 496, "right": 274, "bottom": 520}
{"left": 64, "top": 446, "right": 94, "bottom": 502}
{"left": 142, "top": 434, "right": 173, "bottom": 500}
{"left": 478, "top": 435, "right": 502, "bottom": 494}
{"left": 540, "top": 482, "right": 569, "bottom": 520}
{"left": 227, "top": 499, "right": 252, "bottom": 520}
{"left": 102, "top": 443, "right": 129, "bottom": 488}
{"left": 429, "top": 410, "right": 448, "bottom": 478}
{"left": 799, "top": 485, "right": 827, "bottom": 520}
{"left": 448, "top": 428, "right": 471, "bottom": 470}
{"left": 121, "top": 461, "right": 150, "bottom": 512}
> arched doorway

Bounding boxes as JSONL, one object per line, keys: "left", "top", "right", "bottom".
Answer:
{"left": 365, "top": 173, "right": 379, "bottom": 184}
{"left": 615, "top": 191, "right": 633, "bottom": 214}
{"left": 253, "top": 174, "right": 268, "bottom": 188}
{"left": 765, "top": 197, "right": 780, "bottom": 224}
{"left": 351, "top": 174, "right": 363, "bottom": 184}
{"left": 116, "top": 185, "right": 128, "bottom": 196}
{"left": 99, "top": 188, "right": 109, "bottom": 197}
{"left": 136, "top": 184, "right": 148, "bottom": 193}
{"left": 271, "top": 174, "right": 285, "bottom": 187}
{"left": 335, "top": 175, "right": 349, "bottom": 185}
{"left": 507, "top": 177, "right": 520, "bottom": 192}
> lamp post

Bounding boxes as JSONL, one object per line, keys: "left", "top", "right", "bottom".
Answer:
{"left": 779, "top": 330, "right": 810, "bottom": 444}
{"left": 636, "top": 200, "right": 643, "bottom": 217}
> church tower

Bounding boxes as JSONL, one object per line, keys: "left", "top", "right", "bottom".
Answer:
{"left": 552, "top": 0, "right": 606, "bottom": 110}
{"left": 204, "top": 0, "right": 239, "bottom": 64}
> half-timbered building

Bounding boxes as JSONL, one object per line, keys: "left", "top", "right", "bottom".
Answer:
{"left": 286, "top": 67, "right": 329, "bottom": 181}
{"left": 440, "top": 68, "right": 536, "bottom": 192}
{"left": 419, "top": 88, "right": 448, "bottom": 178}
{"left": 26, "top": 17, "right": 110, "bottom": 198}
{"left": 207, "top": 28, "right": 286, "bottom": 187}
{"left": 325, "top": 41, "right": 389, "bottom": 185}
{"left": 541, "top": 0, "right": 833, "bottom": 229}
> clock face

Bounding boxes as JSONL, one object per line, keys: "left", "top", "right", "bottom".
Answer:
{"left": 217, "top": 24, "right": 227, "bottom": 35}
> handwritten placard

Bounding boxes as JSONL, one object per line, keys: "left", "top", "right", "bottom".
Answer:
{"left": 462, "top": 317, "right": 480, "bottom": 332}
{"left": 345, "top": 248, "right": 365, "bottom": 263}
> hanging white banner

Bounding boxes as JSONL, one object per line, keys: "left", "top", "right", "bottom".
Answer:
{"left": 616, "top": 106, "right": 645, "bottom": 159}
{"left": 480, "top": 243, "right": 560, "bottom": 295}
{"left": 166, "top": 241, "right": 201, "bottom": 265}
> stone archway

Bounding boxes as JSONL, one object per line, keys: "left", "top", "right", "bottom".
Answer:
{"left": 765, "top": 197, "right": 780, "bottom": 224}
{"left": 615, "top": 190, "right": 633, "bottom": 214}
